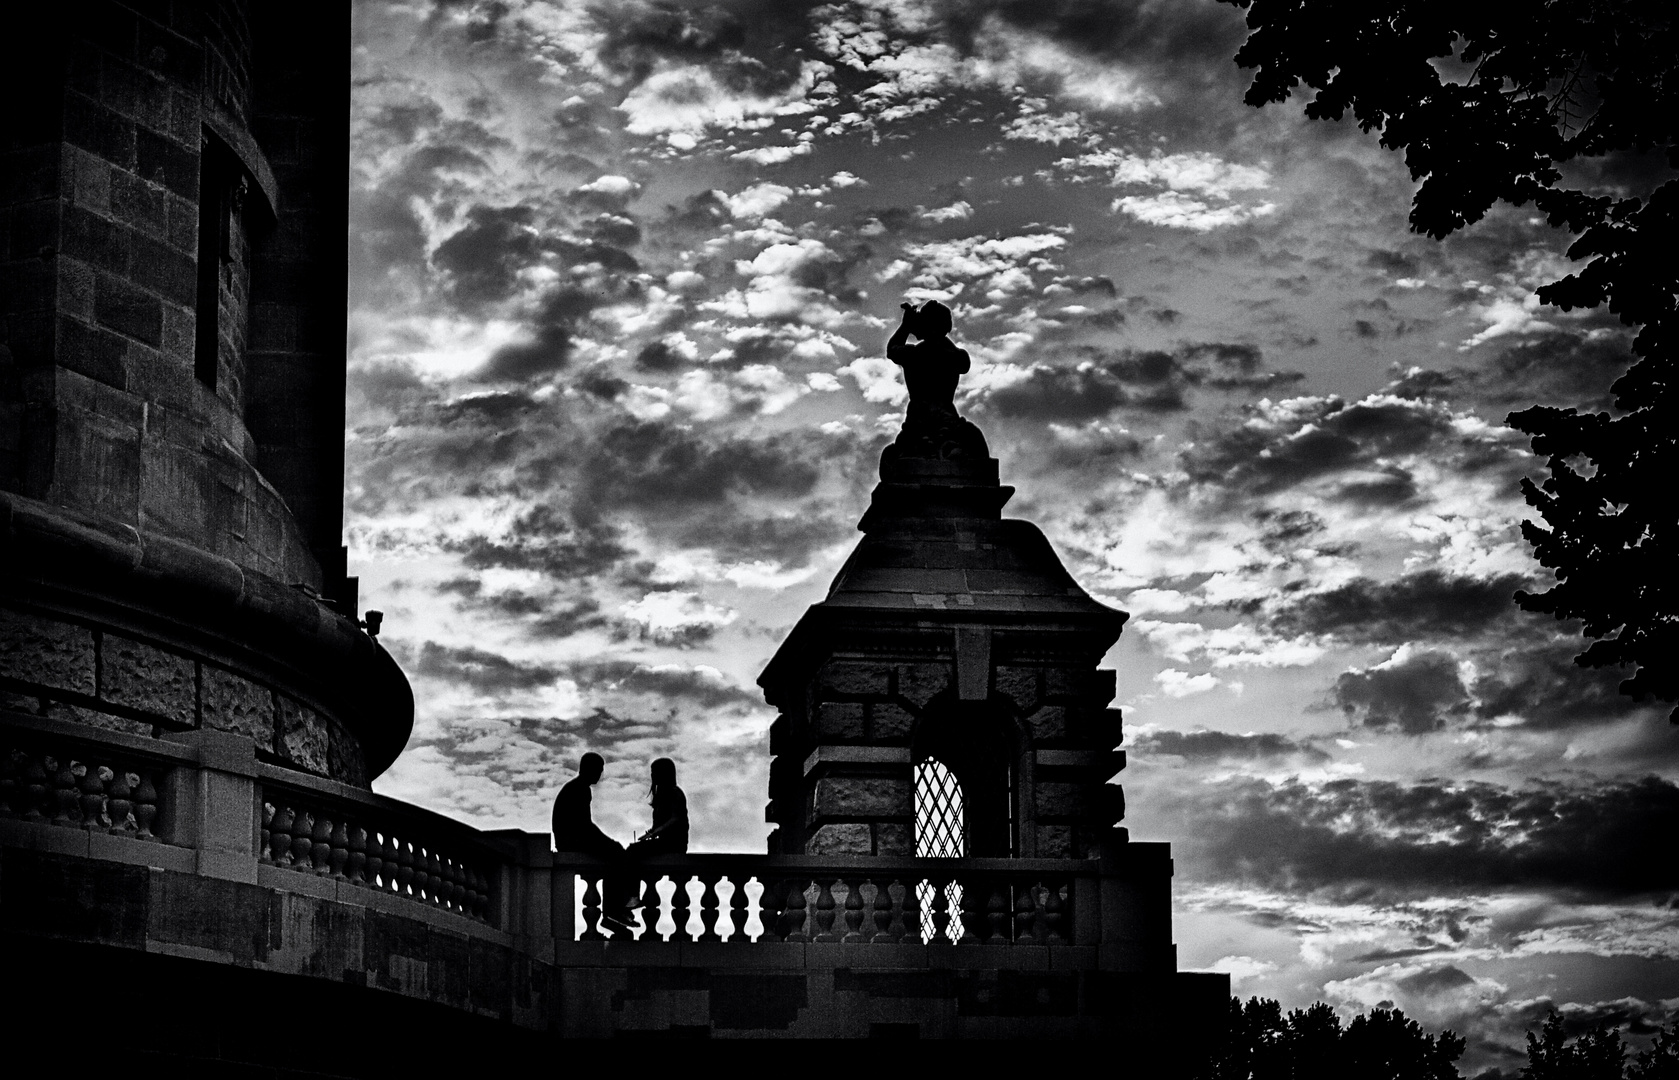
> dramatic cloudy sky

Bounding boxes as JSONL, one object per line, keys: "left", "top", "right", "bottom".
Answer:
{"left": 347, "top": 1, "right": 1677, "bottom": 1069}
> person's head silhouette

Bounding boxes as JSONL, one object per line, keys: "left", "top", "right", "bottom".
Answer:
{"left": 579, "top": 752, "right": 604, "bottom": 783}
{"left": 916, "top": 300, "right": 953, "bottom": 339}
{"left": 649, "top": 757, "right": 676, "bottom": 795}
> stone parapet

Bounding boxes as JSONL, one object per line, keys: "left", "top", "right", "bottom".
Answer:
{"left": 0, "top": 490, "right": 411, "bottom": 783}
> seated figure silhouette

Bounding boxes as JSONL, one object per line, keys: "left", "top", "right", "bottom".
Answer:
{"left": 884, "top": 300, "right": 989, "bottom": 463}
{"left": 551, "top": 752, "right": 634, "bottom": 932}
{"left": 626, "top": 757, "right": 688, "bottom": 857}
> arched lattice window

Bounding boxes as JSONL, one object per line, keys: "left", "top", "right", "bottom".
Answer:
{"left": 914, "top": 757, "right": 965, "bottom": 857}
{"left": 914, "top": 757, "right": 965, "bottom": 942}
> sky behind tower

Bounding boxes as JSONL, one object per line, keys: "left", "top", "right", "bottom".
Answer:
{"left": 346, "top": 2, "right": 1678, "bottom": 1069}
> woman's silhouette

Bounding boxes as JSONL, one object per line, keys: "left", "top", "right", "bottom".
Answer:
{"left": 628, "top": 757, "right": 688, "bottom": 856}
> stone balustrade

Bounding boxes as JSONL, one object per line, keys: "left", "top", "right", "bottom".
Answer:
{"left": 2, "top": 708, "right": 1174, "bottom": 971}
{"left": 1, "top": 733, "right": 163, "bottom": 838}
{"left": 553, "top": 854, "right": 1105, "bottom": 948}
{"left": 259, "top": 778, "right": 495, "bottom": 922}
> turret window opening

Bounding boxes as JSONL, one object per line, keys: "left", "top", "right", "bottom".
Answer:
{"left": 914, "top": 756, "right": 966, "bottom": 942}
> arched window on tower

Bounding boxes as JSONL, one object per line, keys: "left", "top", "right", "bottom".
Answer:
{"left": 914, "top": 757, "right": 966, "bottom": 942}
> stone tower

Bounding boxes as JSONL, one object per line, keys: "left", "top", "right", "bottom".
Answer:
{"left": 1, "top": 2, "right": 410, "bottom": 788}
{"left": 760, "top": 450, "right": 1129, "bottom": 861}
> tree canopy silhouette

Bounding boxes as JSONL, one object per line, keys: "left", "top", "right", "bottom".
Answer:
{"left": 1521, "top": 1009, "right": 1679, "bottom": 1080}
{"left": 1198, "top": 997, "right": 1465, "bottom": 1079}
{"left": 1220, "top": 1, "right": 1679, "bottom": 720}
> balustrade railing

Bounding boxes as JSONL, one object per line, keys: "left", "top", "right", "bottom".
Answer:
{"left": 2, "top": 717, "right": 1161, "bottom": 959}
{"left": 0, "top": 736, "right": 164, "bottom": 838}
{"left": 557, "top": 855, "right": 1081, "bottom": 946}
{"left": 260, "top": 777, "right": 496, "bottom": 924}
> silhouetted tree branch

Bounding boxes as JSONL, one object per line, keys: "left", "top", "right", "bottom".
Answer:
{"left": 1220, "top": 1, "right": 1679, "bottom": 721}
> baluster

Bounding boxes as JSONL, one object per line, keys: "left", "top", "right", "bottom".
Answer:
{"left": 0, "top": 748, "right": 20, "bottom": 817}
{"left": 698, "top": 875, "right": 723, "bottom": 942}
{"left": 329, "top": 820, "right": 350, "bottom": 880}
{"left": 902, "top": 878, "right": 922, "bottom": 944}
{"left": 310, "top": 815, "right": 333, "bottom": 874}
{"left": 635, "top": 875, "right": 660, "bottom": 940}
{"left": 756, "top": 878, "right": 785, "bottom": 942}
{"left": 346, "top": 825, "right": 368, "bottom": 885}
{"left": 22, "top": 752, "right": 50, "bottom": 821}
{"left": 812, "top": 878, "right": 840, "bottom": 942}
{"left": 49, "top": 757, "right": 79, "bottom": 825}
{"left": 671, "top": 875, "right": 695, "bottom": 942}
{"left": 383, "top": 835, "right": 402, "bottom": 891}
{"left": 439, "top": 859, "right": 460, "bottom": 913}
{"left": 78, "top": 764, "right": 109, "bottom": 829}
{"left": 841, "top": 878, "right": 866, "bottom": 943}
{"left": 107, "top": 770, "right": 135, "bottom": 835}
{"left": 425, "top": 850, "right": 444, "bottom": 905}
{"left": 407, "top": 842, "right": 426, "bottom": 896}
{"left": 1014, "top": 880, "right": 1038, "bottom": 942}
{"left": 986, "top": 880, "right": 1011, "bottom": 945}
{"left": 727, "top": 876, "right": 750, "bottom": 942}
{"left": 928, "top": 877, "right": 952, "bottom": 944}
{"left": 957, "top": 876, "right": 983, "bottom": 945}
{"left": 132, "top": 772, "right": 157, "bottom": 840}
{"left": 269, "top": 806, "right": 295, "bottom": 867}
{"left": 780, "top": 879, "right": 810, "bottom": 942}
{"left": 1042, "top": 880, "right": 1067, "bottom": 944}
{"left": 580, "top": 876, "right": 605, "bottom": 940}
{"left": 363, "top": 831, "right": 384, "bottom": 888}
{"left": 395, "top": 840, "right": 415, "bottom": 896}
{"left": 870, "top": 879, "right": 899, "bottom": 944}
{"left": 260, "top": 802, "right": 276, "bottom": 862}
{"left": 409, "top": 845, "right": 430, "bottom": 899}
{"left": 290, "top": 811, "right": 314, "bottom": 870}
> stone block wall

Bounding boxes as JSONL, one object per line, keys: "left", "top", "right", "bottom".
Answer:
{"left": 0, "top": 1, "right": 347, "bottom": 597}
{"left": 0, "top": 604, "right": 365, "bottom": 786}
{"left": 771, "top": 645, "right": 1127, "bottom": 859}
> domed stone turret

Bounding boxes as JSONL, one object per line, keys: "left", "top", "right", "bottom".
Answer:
{"left": 760, "top": 444, "right": 1129, "bottom": 859}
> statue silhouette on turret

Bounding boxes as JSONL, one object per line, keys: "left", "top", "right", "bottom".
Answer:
{"left": 883, "top": 300, "right": 989, "bottom": 465}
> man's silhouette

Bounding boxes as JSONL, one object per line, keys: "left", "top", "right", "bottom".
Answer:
{"left": 552, "top": 752, "right": 632, "bottom": 931}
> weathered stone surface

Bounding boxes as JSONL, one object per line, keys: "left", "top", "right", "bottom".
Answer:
{"left": 0, "top": 610, "right": 97, "bottom": 697}
{"left": 874, "top": 821, "right": 912, "bottom": 855}
{"left": 1026, "top": 705, "right": 1067, "bottom": 741}
{"left": 277, "top": 695, "right": 329, "bottom": 775}
{"left": 327, "top": 718, "right": 367, "bottom": 787}
{"left": 1036, "top": 825, "right": 1074, "bottom": 859}
{"left": 806, "top": 823, "right": 872, "bottom": 855}
{"left": 1044, "top": 666, "right": 1083, "bottom": 701}
{"left": 812, "top": 777, "right": 911, "bottom": 819}
{"left": 201, "top": 666, "right": 274, "bottom": 747}
{"left": 872, "top": 702, "right": 916, "bottom": 741}
{"left": 99, "top": 634, "right": 195, "bottom": 725}
{"left": 896, "top": 662, "right": 949, "bottom": 708}
{"left": 1, "top": 689, "right": 43, "bottom": 713}
{"left": 819, "top": 662, "right": 889, "bottom": 698}
{"left": 1034, "top": 782, "right": 1086, "bottom": 819}
{"left": 815, "top": 702, "right": 865, "bottom": 741}
{"left": 43, "top": 699, "right": 153, "bottom": 736}
{"left": 994, "top": 666, "right": 1039, "bottom": 713}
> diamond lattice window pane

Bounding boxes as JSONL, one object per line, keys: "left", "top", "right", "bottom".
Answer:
{"left": 914, "top": 758, "right": 965, "bottom": 858}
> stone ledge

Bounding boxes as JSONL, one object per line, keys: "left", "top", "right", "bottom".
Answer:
{"left": 803, "top": 745, "right": 912, "bottom": 776}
